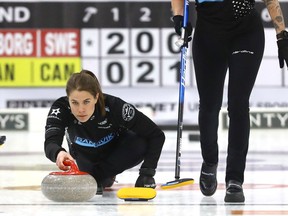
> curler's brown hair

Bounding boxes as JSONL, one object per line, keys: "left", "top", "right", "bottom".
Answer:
{"left": 66, "top": 70, "right": 106, "bottom": 116}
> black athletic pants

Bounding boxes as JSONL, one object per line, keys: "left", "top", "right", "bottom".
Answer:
{"left": 75, "top": 131, "right": 146, "bottom": 185}
{"left": 192, "top": 19, "right": 265, "bottom": 184}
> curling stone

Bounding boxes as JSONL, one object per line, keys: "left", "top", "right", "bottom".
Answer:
{"left": 41, "top": 160, "right": 97, "bottom": 202}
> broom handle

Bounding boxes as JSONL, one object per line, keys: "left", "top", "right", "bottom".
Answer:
{"left": 175, "top": 0, "right": 190, "bottom": 180}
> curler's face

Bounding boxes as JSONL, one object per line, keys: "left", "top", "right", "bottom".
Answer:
{"left": 68, "top": 90, "right": 99, "bottom": 123}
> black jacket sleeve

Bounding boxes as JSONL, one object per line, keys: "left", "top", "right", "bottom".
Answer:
{"left": 131, "top": 111, "right": 165, "bottom": 169}
{"left": 44, "top": 97, "right": 69, "bottom": 162}
{"left": 107, "top": 95, "right": 165, "bottom": 169}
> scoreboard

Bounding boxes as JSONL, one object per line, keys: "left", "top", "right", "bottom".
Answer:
{"left": 0, "top": 1, "right": 280, "bottom": 88}
{"left": 1, "top": 1, "right": 288, "bottom": 125}
{"left": 0, "top": 1, "right": 196, "bottom": 87}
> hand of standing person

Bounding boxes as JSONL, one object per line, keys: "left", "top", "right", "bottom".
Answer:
{"left": 262, "top": 0, "right": 287, "bottom": 68}
{"left": 277, "top": 30, "right": 288, "bottom": 68}
{"left": 172, "top": 15, "right": 193, "bottom": 47}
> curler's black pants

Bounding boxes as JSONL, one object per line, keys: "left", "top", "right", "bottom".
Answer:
{"left": 192, "top": 14, "right": 265, "bottom": 184}
{"left": 75, "top": 131, "right": 146, "bottom": 185}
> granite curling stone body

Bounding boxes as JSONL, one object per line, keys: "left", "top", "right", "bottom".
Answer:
{"left": 41, "top": 160, "right": 97, "bottom": 202}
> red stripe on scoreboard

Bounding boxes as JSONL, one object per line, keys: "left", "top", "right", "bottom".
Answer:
{"left": 0, "top": 29, "right": 37, "bottom": 57}
{"left": 40, "top": 29, "right": 80, "bottom": 57}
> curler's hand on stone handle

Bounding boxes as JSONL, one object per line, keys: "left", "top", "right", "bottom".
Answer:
{"left": 56, "top": 151, "right": 75, "bottom": 171}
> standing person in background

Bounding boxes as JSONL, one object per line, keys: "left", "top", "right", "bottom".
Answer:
{"left": 171, "top": 0, "right": 288, "bottom": 202}
{"left": 44, "top": 69, "right": 165, "bottom": 194}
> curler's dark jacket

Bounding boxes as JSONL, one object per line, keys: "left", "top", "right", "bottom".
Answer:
{"left": 44, "top": 94, "right": 165, "bottom": 171}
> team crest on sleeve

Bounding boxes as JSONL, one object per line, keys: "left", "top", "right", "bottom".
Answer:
{"left": 48, "top": 108, "right": 61, "bottom": 120}
{"left": 50, "top": 108, "right": 61, "bottom": 116}
{"left": 122, "top": 103, "right": 135, "bottom": 121}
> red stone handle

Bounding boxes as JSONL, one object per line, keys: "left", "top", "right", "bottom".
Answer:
{"left": 50, "top": 160, "right": 88, "bottom": 175}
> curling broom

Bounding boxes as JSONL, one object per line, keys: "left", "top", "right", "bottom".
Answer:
{"left": 0, "top": 136, "right": 6, "bottom": 147}
{"left": 161, "top": 0, "right": 194, "bottom": 190}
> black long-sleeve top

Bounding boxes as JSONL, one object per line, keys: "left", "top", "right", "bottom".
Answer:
{"left": 195, "top": 0, "right": 258, "bottom": 36}
{"left": 44, "top": 94, "right": 165, "bottom": 169}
